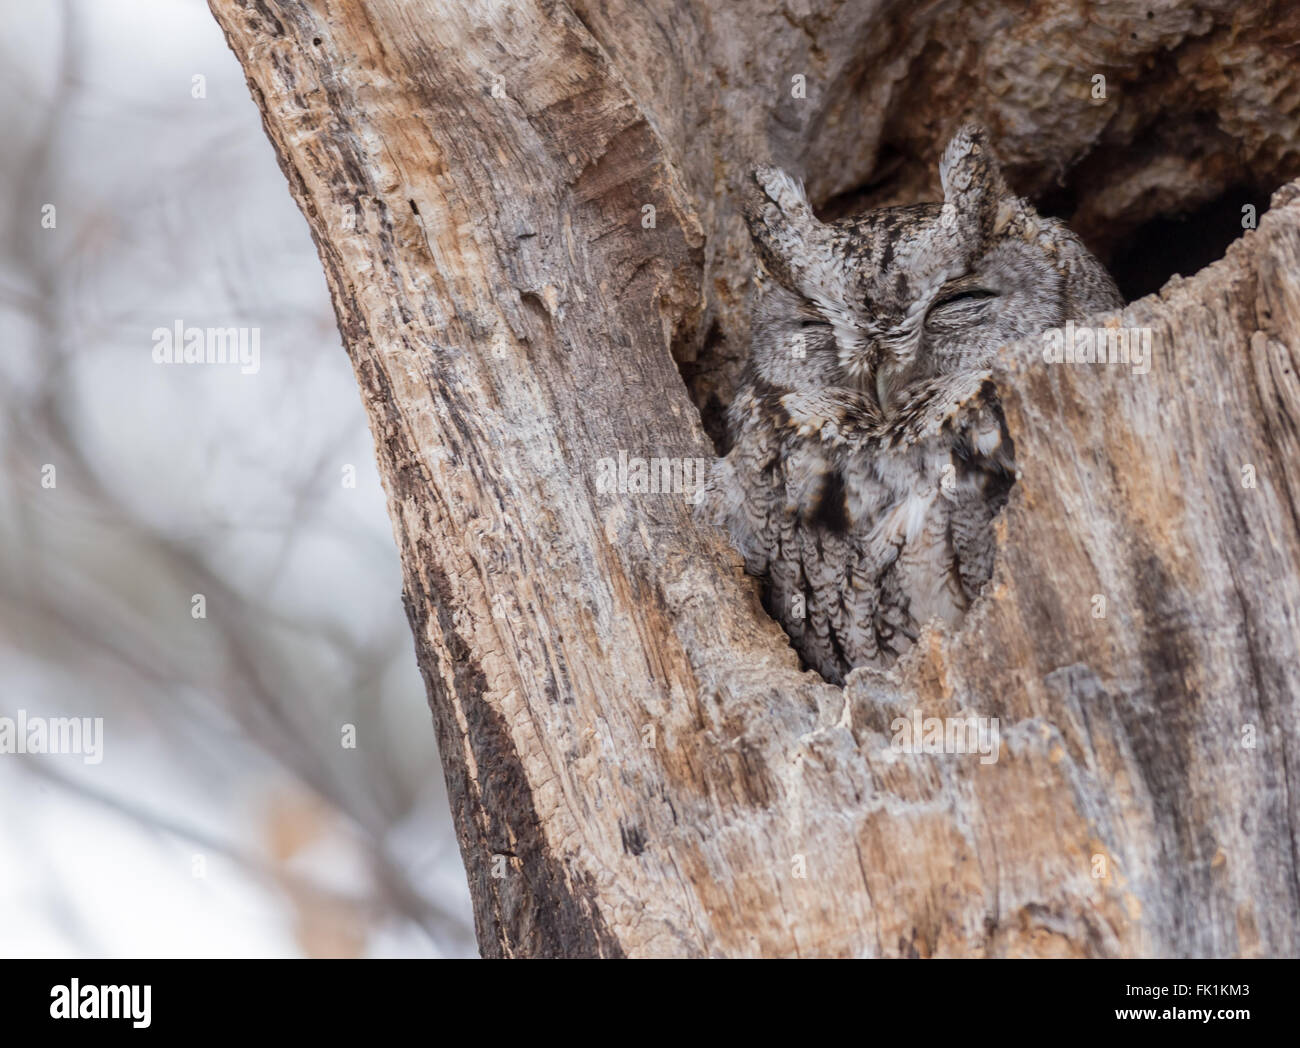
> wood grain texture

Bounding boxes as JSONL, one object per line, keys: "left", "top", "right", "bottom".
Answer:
{"left": 209, "top": 0, "right": 1300, "bottom": 956}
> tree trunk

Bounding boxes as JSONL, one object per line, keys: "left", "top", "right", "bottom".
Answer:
{"left": 209, "top": 0, "right": 1300, "bottom": 957}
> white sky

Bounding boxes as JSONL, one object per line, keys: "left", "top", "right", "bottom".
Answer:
{"left": 0, "top": 0, "right": 476, "bottom": 958}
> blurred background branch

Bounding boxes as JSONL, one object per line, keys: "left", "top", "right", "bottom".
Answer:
{"left": 0, "top": 0, "right": 474, "bottom": 958}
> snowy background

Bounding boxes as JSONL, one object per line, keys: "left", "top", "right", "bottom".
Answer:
{"left": 0, "top": 0, "right": 476, "bottom": 957}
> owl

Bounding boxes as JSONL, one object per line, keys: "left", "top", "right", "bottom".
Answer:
{"left": 701, "top": 125, "right": 1123, "bottom": 685}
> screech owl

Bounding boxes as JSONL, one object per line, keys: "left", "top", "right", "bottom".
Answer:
{"left": 700, "top": 125, "right": 1123, "bottom": 685}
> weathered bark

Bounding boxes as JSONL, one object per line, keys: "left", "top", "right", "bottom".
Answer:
{"left": 210, "top": 0, "right": 1300, "bottom": 957}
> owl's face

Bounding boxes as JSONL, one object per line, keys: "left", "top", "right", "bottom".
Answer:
{"left": 744, "top": 125, "right": 1074, "bottom": 414}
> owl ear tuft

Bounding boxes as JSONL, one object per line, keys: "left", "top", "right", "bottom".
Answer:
{"left": 752, "top": 166, "right": 812, "bottom": 218}
{"left": 743, "top": 166, "right": 826, "bottom": 293}
{"left": 938, "top": 124, "right": 1012, "bottom": 235}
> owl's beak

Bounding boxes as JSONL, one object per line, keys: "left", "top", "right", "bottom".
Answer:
{"left": 875, "top": 369, "right": 892, "bottom": 418}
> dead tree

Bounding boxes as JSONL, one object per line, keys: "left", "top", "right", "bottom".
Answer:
{"left": 209, "top": 0, "right": 1300, "bottom": 956}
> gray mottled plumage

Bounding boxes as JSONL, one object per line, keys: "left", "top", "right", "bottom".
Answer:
{"left": 701, "top": 125, "right": 1122, "bottom": 684}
